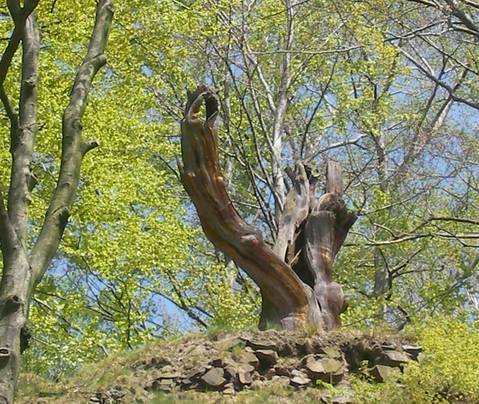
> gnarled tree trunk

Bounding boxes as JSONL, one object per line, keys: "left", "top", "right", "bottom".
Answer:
{"left": 180, "top": 86, "right": 356, "bottom": 331}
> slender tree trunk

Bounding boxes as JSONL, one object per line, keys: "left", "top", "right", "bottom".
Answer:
{"left": 0, "top": 10, "right": 39, "bottom": 402}
{"left": 0, "top": 2, "right": 113, "bottom": 402}
{"left": 180, "top": 86, "right": 356, "bottom": 331}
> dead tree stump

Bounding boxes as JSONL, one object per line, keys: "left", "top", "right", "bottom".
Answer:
{"left": 180, "top": 86, "right": 356, "bottom": 331}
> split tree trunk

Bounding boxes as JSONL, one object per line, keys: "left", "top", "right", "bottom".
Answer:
{"left": 180, "top": 86, "right": 356, "bottom": 331}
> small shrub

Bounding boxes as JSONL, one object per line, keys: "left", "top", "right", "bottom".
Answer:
{"left": 352, "top": 317, "right": 479, "bottom": 403}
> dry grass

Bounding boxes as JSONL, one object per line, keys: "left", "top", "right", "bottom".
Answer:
{"left": 17, "top": 328, "right": 413, "bottom": 403}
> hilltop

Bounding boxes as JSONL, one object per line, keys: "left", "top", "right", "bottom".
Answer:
{"left": 18, "top": 329, "right": 426, "bottom": 404}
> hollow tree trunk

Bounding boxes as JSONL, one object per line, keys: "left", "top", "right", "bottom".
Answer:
{"left": 180, "top": 86, "right": 356, "bottom": 331}
{"left": 268, "top": 162, "right": 357, "bottom": 330}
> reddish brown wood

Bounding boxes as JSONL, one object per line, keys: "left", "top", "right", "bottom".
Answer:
{"left": 180, "top": 86, "right": 319, "bottom": 330}
{"left": 180, "top": 86, "right": 356, "bottom": 331}
{"left": 274, "top": 162, "right": 356, "bottom": 329}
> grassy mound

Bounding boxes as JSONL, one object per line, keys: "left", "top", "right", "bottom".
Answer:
{"left": 17, "top": 318, "right": 479, "bottom": 403}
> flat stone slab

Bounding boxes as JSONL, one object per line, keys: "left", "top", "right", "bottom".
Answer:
{"left": 380, "top": 350, "right": 410, "bottom": 367}
{"left": 370, "top": 364, "right": 400, "bottom": 382}
{"left": 254, "top": 349, "right": 278, "bottom": 366}
{"left": 239, "top": 351, "right": 260, "bottom": 368}
{"left": 201, "top": 367, "right": 226, "bottom": 388}
{"left": 238, "top": 369, "right": 253, "bottom": 385}
{"left": 215, "top": 337, "right": 245, "bottom": 352}
{"left": 402, "top": 344, "right": 422, "bottom": 359}
{"left": 303, "top": 357, "right": 345, "bottom": 384}
{"left": 242, "top": 337, "right": 277, "bottom": 351}
{"left": 320, "top": 346, "right": 342, "bottom": 358}
{"left": 290, "top": 373, "right": 311, "bottom": 388}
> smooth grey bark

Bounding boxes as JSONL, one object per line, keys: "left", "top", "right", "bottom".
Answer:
{"left": 0, "top": 2, "right": 113, "bottom": 402}
{"left": 8, "top": 10, "right": 39, "bottom": 245}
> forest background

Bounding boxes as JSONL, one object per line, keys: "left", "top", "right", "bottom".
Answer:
{"left": 0, "top": 0, "right": 477, "bottom": 381}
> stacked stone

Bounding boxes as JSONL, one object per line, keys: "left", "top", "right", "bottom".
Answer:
{"left": 139, "top": 335, "right": 421, "bottom": 396}
{"left": 88, "top": 332, "right": 422, "bottom": 403}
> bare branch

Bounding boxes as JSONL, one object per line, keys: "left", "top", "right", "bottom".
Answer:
{"left": 0, "top": 191, "right": 18, "bottom": 258}
{"left": 460, "top": 0, "right": 479, "bottom": 9}
{"left": 0, "top": 1, "right": 39, "bottom": 86}
{"left": 0, "top": 2, "right": 40, "bottom": 255}
{"left": 306, "top": 134, "right": 367, "bottom": 163}
{"left": 270, "top": 0, "right": 295, "bottom": 216}
{"left": 0, "top": 86, "right": 19, "bottom": 152}
{"left": 399, "top": 48, "right": 479, "bottom": 111}
{"left": 80, "top": 138, "right": 100, "bottom": 156}
{"left": 445, "top": 0, "right": 479, "bottom": 38}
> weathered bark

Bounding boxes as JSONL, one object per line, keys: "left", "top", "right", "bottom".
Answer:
{"left": 180, "top": 86, "right": 356, "bottom": 331}
{"left": 0, "top": 8, "right": 40, "bottom": 403}
{"left": 267, "top": 161, "right": 356, "bottom": 330}
{"left": 0, "top": 2, "right": 113, "bottom": 402}
{"left": 0, "top": 202, "right": 31, "bottom": 404}
{"left": 180, "top": 87, "right": 320, "bottom": 330}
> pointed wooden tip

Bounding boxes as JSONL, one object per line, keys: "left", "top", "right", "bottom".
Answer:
{"left": 326, "top": 160, "right": 343, "bottom": 196}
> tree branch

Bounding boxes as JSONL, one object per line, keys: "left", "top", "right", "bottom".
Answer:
{"left": 30, "top": 0, "right": 113, "bottom": 285}
{"left": 7, "top": 10, "right": 39, "bottom": 245}
{"left": 0, "top": 191, "right": 18, "bottom": 259}
{"left": 270, "top": 0, "right": 295, "bottom": 216}
{"left": 0, "top": 85, "right": 19, "bottom": 153}
{"left": 445, "top": 0, "right": 479, "bottom": 39}
{"left": 0, "top": 1, "right": 39, "bottom": 85}
{"left": 399, "top": 48, "right": 479, "bottom": 111}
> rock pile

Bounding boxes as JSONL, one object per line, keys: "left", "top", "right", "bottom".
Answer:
{"left": 89, "top": 331, "right": 421, "bottom": 403}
